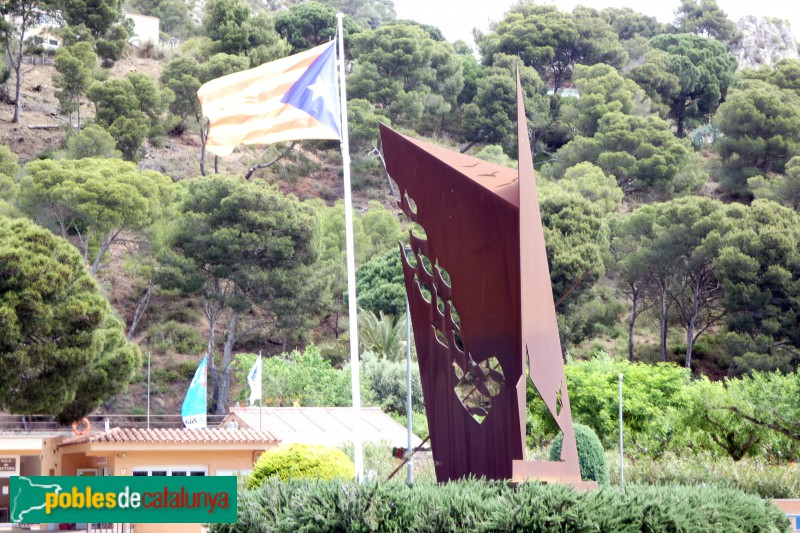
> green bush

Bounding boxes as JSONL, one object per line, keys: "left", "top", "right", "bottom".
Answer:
{"left": 233, "top": 347, "right": 367, "bottom": 407}
{"left": 163, "top": 306, "right": 201, "bottom": 324}
{"left": 528, "top": 354, "right": 690, "bottom": 449}
{"left": 210, "top": 479, "right": 789, "bottom": 532}
{"left": 355, "top": 248, "right": 406, "bottom": 317}
{"left": 248, "top": 443, "right": 355, "bottom": 488}
{"left": 177, "top": 360, "right": 201, "bottom": 380}
{"left": 549, "top": 424, "right": 609, "bottom": 484}
{"left": 362, "top": 351, "right": 424, "bottom": 414}
{"left": 608, "top": 451, "right": 800, "bottom": 499}
{"left": 143, "top": 321, "right": 205, "bottom": 354}
{"left": 151, "top": 367, "right": 183, "bottom": 384}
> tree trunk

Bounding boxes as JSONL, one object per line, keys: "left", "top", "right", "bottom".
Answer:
{"left": 551, "top": 65, "right": 563, "bottom": 94}
{"left": 127, "top": 281, "right": 153, "bottom": 341}
{"left": 628, "top": 290, "right": 638, "bottom": 362}
{"left": 658, "top": 279, "right": 669, "bottom": 362}
{"left": 205, "top": 306, "right": 218, "bottom": 410}
{"left": 216, "top": 311, "right": 239, "bottom": 415}
{"left": 90, "top": 236, "right": 111, "bottom": 275}
{"left": 675, "top": 110, "right": 685, "bottom": 138}
{"left": 199, "top": 120, "right": 208, "bottom": 176}
{"left": 244, "top": 142, "right": 296, "bottom": 180}
{"left": 334, "top": 293, "right": 342, "bottom": 338}
{"left": 4, "top": 25, "right": 23, "bottom": 125}
{"left": 72, "top": 225, "right": 93, "bottom": 265}
{"left": 12, "top": 62, "right": 22, "bottom": 124}
{"left": 685, "top": 277, "right": 701, "bottom": 369}
{"left": 459, "top": 140, "right": 477, "bottom": 153}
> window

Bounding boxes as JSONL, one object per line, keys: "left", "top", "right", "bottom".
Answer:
{"left": 132, "top": 466, "right": 207, "bottom": 476}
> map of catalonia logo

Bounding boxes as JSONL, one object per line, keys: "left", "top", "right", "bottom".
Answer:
{"left": 10, "top": 476, "right": 237, "bottom": 523}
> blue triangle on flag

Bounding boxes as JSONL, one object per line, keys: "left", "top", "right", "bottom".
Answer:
{"left": 281, "top": 42, "right": 341, "bottom": 138}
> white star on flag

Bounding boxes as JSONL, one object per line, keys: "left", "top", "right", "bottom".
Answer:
{"left": 308, "top": 76, "right": 334, "bottom": 103}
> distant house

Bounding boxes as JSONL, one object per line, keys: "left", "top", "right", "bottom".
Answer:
{"left": 3, "top": 8, "right": 63, "bottom": 51}
{"left": 29, "top": 27, "right": 61, "bottom": 51}
{"left": 547, "top": 87, "right": 580, "bottom": 98}
{"left": 0, "top": 427, "right": 277, "bottom": 529}
{"left": 221, "top": 406, "right": 423, "bottom": 449}
{"left": 124, "top": 13, "right": 160, "bottom": 46}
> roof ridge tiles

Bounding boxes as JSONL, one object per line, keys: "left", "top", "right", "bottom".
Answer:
{"left": 56, "top": 425, "right": 278, "bottom": 447}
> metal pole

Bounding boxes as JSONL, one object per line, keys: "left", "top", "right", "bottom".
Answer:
{"left": 258, "top": 351, "right": 262, "bottom": 432}
{"left": 619, "top": 372, "right": 624, "bottom": 486}
{"left": 147, "top": 351, "right": 151, "bottom": 429}
{"left": 337, "top": 12, "right": 363, "bottom": 482}
{"left": 406, "top": 293, "right": 413, "bottom": 484}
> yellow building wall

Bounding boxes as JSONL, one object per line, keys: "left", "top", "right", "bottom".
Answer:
{"left": 136, "top": 523, "right": 206, "bottom": 533}
{"left": 107, "top": 448, "right": 259, "bottom": 476}
{"left": 53, "top": 446, "right": 267, "bottom": 476}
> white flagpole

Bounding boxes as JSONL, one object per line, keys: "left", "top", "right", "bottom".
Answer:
{"left": 337, "top": 12, "right": 363, "bottom": 482}
{"left": 203, "top": 353, "right": 209, "bottom": 429}
{"left": 147, "top": 351, "right": 151, "bottom": 429}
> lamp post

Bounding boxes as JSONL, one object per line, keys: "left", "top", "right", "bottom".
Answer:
{"left": 404, "top": 244, "right": 413, "bottom": 484}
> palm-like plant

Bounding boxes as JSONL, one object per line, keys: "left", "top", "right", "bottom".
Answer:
{"left": 358, "top": 308, "right": 413, "bottom": 362}
{"left": 319, "top": 308, "right": 415, "bottom": 364}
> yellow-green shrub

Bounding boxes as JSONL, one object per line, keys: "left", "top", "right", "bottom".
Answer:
{"left": 248, "top": 443, "right": 355, "bottom": 488}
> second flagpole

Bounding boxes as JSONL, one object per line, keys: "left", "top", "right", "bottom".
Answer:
{"left": 337, "top": 12, "right": 364, "bottom": 482}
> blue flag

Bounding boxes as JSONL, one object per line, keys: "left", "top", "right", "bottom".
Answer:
{"left": 181, "top": 355, "right": 207, "bottom": 429}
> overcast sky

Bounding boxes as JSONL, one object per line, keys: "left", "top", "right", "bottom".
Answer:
{"left": 393, "top": 0, "right": 800, "bottom": 49}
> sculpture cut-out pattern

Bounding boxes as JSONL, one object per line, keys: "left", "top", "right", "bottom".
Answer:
{"left": 402, "top": 191, "right": 505, "bottom": 425}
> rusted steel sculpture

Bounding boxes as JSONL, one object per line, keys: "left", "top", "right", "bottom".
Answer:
{"left": 380, "top": 75, "right": 591, "bottom": 486}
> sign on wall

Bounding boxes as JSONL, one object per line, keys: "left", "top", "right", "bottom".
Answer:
{"left": 9, "top": 476, "right": 237, "bottom": 524}
{"left": 0, "top": 457, "right": 17, "bottom": 472}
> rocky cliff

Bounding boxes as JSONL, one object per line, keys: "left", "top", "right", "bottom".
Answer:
{"left": 731, "top": 16, "right": 798, "bottom": 69}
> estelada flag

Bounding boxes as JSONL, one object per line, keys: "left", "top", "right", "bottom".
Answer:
{"left": 197, "top": 41, "right": 341, "bottom": 156}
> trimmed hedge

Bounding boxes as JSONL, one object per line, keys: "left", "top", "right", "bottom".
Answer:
{"left": 211, "top": 479, "right": 789, "bottom": 532}
{"left": 549, "top": 423, "right": 609, "bottom": 485}
{"left": 248, "top": 443, "right": 355, "bottom": 488}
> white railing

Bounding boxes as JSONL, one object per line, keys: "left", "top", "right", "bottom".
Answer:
{"left": 0, "top": 414, "right": 227, "bottom": 433}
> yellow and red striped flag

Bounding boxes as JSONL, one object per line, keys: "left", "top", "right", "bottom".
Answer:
{"left": 197, "top": 41, "right": 341, "bottom": 156}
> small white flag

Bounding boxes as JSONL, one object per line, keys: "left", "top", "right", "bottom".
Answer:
{"left": 247, "top": 355, "right": 262, "bottom": 406}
